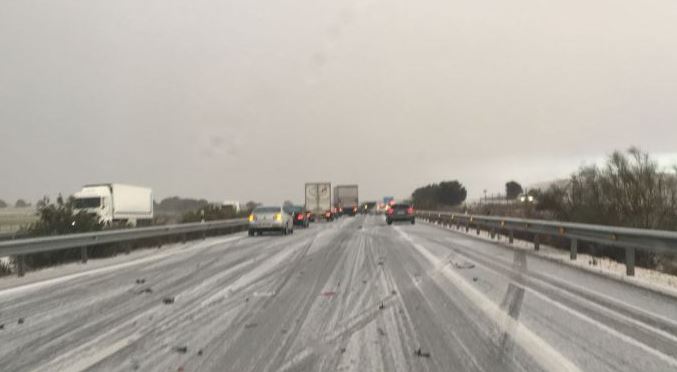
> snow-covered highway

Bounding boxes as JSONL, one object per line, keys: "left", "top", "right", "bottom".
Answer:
{"left": 1, "top": 215, "right": 677, "bottom": 371}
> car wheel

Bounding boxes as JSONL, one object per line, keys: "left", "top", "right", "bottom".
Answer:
{"left": 387, "top": 219, "right": 393, "bottom": 225}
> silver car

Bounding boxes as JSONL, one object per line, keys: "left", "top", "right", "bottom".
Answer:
{"left": 248, "top": 206, "right": 294, "bottom": 236}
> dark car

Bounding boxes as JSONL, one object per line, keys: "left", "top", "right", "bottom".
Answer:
{"left": 290, "top": 205, "right": 310, "bottom": 227}
{"left": 339, "top": 206, "right": 358, "bottom": 217}
{"left": 386, "top": 204, "right": 415, "bottom": 225}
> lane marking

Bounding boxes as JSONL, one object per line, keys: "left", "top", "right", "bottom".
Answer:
{"left": 394, "top": 226, "right": 582, "bottom": 372}
{"left": 444, "top": 236, "right": 677, "bottom": 347}
{"left": 432, "top": 234, "right": 677, "bottom": 368}
{"left": 445, "top": 238, "right": 677, "bottom": 328}
{"left": 49, "top": 333, "right": 143, "bottom": 372}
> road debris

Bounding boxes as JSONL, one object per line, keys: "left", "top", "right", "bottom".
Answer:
{"left": 172, "top": 346, "right": 188, "bottom": 354}
{"left": 452, "top": 261, "right": 475, "bottom": 270}
{"left": 17, "top": 318, "right": 25, "bottom": 325}
{"left": 163, "top": 297, "right": 175, "bottom": 305}
{"left": 414, "top": 347, "right": 431, "bottom": 358}
{"left": 379, "top": 301, "right": 385, "bottom": 310}
{"left": 197, "top": 349, "right": 203, "bottom": 356}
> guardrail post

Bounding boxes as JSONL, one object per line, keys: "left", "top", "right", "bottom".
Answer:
{"left": 509, "top": 230, "right": 514, "bottom": 244}
{"left": 16, "top": 255, "right": 25, "bottom": 277}
{"left": 476, "top": 224, "right": 481, "bottom": 235}
{"left": 81, "top": 246, "right": 88, "bottom": 263}
{"left": 626, "top": 247, "right": 635, "bottom": 276}
{"left": 534, "top": 234, "right": 540, "bottom": 251}
{"left": 490, "top": 228, "right": 496, "bottom": 239}
{"left": 465, "top": 222, "right": 469, "bottom": 232}
{"left": 570, "top": 239, "right": 578, "bottom": 260}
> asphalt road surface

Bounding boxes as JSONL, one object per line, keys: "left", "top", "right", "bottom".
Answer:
{"left": 1, "top": 215, "right": 677, "bottom": 371}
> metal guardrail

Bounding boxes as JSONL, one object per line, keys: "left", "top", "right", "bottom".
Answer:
{"left": 0, "top": 231, "right": 30, "bottom": 242}
{"left": 0, "top": 219, "right": 248, "bottom": 277}
{"left": 417, "top": 211, "right": 677, "bottom": 276}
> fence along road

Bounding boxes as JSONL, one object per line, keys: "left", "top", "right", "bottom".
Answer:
{"left": 0, "top": 219, "right": 248, "bottom": 276}
{"left": 1, "top": 215, "right": 677, "bottom": 371}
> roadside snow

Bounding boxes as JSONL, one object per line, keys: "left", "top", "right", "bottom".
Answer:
{"left": 424, "top": 220, "right": 677, "bottom": 297}
{"left": 0, "top": 234, "right": 245, "bottom": 296}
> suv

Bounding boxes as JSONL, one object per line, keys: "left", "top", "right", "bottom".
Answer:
{"left": 386, "top": 204, "right": 415, "bottom": 225}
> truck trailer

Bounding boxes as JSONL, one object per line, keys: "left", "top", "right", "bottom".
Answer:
{"left": 305, "top": 183, "right": 332, "bottom": 221}
{"left": 333, "top": 185, "right": 359, "bottom": 216}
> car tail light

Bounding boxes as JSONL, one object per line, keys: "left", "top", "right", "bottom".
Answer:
{"left": 325, "top": 212, "right": 331, "bottom": 217}
{"left": 407, "top": 207, "right": 414, "bottom": 215}
{"left": 353, "top": 207, "right": 357, "bottom": 213}
{"left": 297, "top": 214, "right": 304, "bottom": 221}
{"left": 248, "top": 214, "right": 255, "bottom": 222}
{"left": 339, "top": 208, "right": 343, "bottom": 212}
{"left": 274, "top": 213, "right": 282, "bottom": 222}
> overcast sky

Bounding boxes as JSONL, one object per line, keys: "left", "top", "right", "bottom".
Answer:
{"left": 2, "top": 0, "right": 677, "bottom": 205}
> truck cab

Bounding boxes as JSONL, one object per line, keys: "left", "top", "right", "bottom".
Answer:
{"left": 73, "top": 186, "right": 113, "bottom": 225}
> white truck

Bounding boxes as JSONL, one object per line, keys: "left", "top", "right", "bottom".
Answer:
{"left": 305, "top": 183, "right": 331, "bottom": 221}
{"left": 334, "top": 185, "right": 359, "bottom": 216}
{"left": 73, "top": 184, "right": 154, "bottom": 226}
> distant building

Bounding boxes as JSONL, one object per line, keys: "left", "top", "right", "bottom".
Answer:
{"left": 222, "top": 200, "right": 240, "bottom": 212}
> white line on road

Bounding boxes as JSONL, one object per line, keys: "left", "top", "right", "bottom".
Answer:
{"left": 394, "top": 226, "right": 582, "bottom": 372}
{"left": 445, "top": 237, "right": 677, "bottom": 350}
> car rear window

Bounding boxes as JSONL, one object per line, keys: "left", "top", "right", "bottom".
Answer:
{"left": 392, "top": 204, "right": 411, "bottom": 210}
{"left": 254, "top": 207, "right": 280, "bottom": 213}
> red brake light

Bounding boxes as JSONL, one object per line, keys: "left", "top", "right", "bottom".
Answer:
{"left": 387, "top": 208, "right": 394, "bottom": 215}
{"left": 297, "top": 214, "right": 304, "bottom": 220}
{"left": 407, "top": 207, "right": 414, "bottom": 215}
